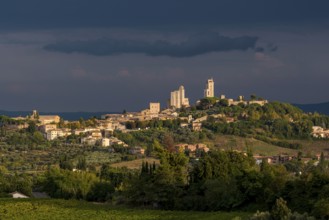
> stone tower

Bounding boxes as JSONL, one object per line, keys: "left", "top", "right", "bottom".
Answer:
{"left": 204, "top": 78, "right": 214, "bottom": 98}
{"left": 170, "top": 85, "right": 190, "bottom": 108}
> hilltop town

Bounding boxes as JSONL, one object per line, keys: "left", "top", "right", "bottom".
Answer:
{"left": 10, "top": 78, "right": 268, "bottom": 139}
{"left": 2, "top": 78, "right": 329, "bottom": 168}
{"left": 5, "top": 79, "right": 271, "bottom": 155}
{"left": 1, "top": 78, "right": 329, "bottom": 219}
{"left": 3, "top": 0, "right": 329, "bottom": 218}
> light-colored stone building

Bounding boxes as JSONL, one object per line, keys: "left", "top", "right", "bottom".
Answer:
{"left": 81, "top": 137, "right": 98, "bottom": 146}
{"left": 5, "top": 123, "right": 28, "bottom": 130}
{"left": 248, "top": 100, "right": 269, "bottom": 106}
{"left": 39, "top": 124, "right": 57, "bottom": 133}
{"left": 10, "top": 192, "right": 29, "bottom": 199}
{"left": 170, "top": 85, "right": 189, "bottom": 108}
{"left": 38, "top": 115, "right": 61, "bottom": 125}
{"left": 140, "top": 102, "right": 161, "bottom": 120}
{"left": 108, "top": 137, "right": 128, "bottom": 146}
{"left": 204, "top": 78, "right": 215, "bottom": 98}
{"left": 101, "top": 114, "right": 123, "bottom": 120}
{"left": 149, "top": 102, "right": 160, "bottom": 114}
{"left": 90, "top": 130, "right": 102, "bottom": 139}
{"left": 101, "top": 138, "right": 110, "bottom": 147}
{"left": 312, "top": 126, "right": 329, "bottom": 138}
{"left": 222, "top": 95, "right": 268, "bottom": 107}
{"left": 129, "top": 146, "right": 145, "bottom": 155}
{"left": 31, "top": 110, "right": 60, "bottom": 125}
{"left": 227, "top": 98, "right": 248, "bottom": 106}
{"left": 175, "top": 143, "right": 210, "bottom": 153}
{"left": 46, "top": 129, "right": 71, "bottom": 141}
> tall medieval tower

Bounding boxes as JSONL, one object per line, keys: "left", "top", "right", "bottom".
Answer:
{"left": 204, "top": 78, "right": 214, "bottom": 97}
{"left": 170, "top": 85, "right": 190, "bottom": 108}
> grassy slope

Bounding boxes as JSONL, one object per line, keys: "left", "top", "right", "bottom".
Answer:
{"left": 110, "top": 136, "right": 329, "bottom": 167}
{"left": 208, "top": 135, "right": 329, "bottom": 156}
{"left": 110, "top": 158, "right": 160, "bottom": 169}
{"left": 0, "top": 199, "right": 251, "bottom": 220}
{"left": 206, "top": 135, "right": 299, "bottom": 156}
{"left": 288, "top": 139, "right": 329, "bottom": 156}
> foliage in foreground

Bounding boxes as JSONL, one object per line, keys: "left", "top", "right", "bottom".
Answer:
{"left": 32, "top": 149, "right": 329, "bottom": 219}
{"left": 250, "top": 198, "right": 314, "bottom": 220}
{"left": 0, "top": 199, "right": 250, "bottom": 220}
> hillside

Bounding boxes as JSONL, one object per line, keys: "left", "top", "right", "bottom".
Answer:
{"left": 0, "top": 100, "right": 328, "bottom": 217}
{"left": 294, "top": 102, "right": 329, "bottom": 115}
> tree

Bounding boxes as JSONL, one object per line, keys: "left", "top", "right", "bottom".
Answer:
{"left": 271, "top": 198, "right": 291, "bottom": 220}
{"left": 76, "top": 157, "right": 87, "bottom": 171}
{"left": 218, "top": 99, "right": 229, "bottom": 107}
{"left": 87, "top": 181, "right": 114, "bottom": 202}
{"left": 203, "top": 178, "right": 244, "bottom": 210}
{"left": 27, "top": 121, "right": 37, "bottom": 134}
{"left": 197, "top": 98, "right": 217, "bottom": 110}
{"left": 319, "top": 152, "right": 327, "bottom": 171}
{"left": 34, "top": 111, "right": 39, "bottom": 119}
{"left": 152, "top": 139, "right": 164, "bottom": 154}
{"left": 312, "top": 199, "right": 329, "bottom": 219}
{"left": 44, "top": 168, "right": 99, "bottom": 200}
{"left": 58, "top": 118, "right": 65, "bottom": 128}
{"left": 162, "top": 133, "right": 175, "bottom": 152}
{"left": 79, "top": 117, "right": 86, "bottom": 128}
{"left": 59, "top": 155, "right": 74, "bottom": 170}
{"left": 32, "top": 131, "right": 45, "bottom": 145}
{"left": 0, "top": 125, "right": 6, "bottom": 137}
{"left": 125, "top": 121, "right": 136, "bottom": 129}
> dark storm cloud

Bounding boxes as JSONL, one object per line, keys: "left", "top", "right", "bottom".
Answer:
{"left": 1, "top": 0, "right": 329, "bottom": 29}
{"left": 255, "top": 47, "right": 265, "bottom": 53}
{"left": 43, "top": 32, "right": 258, "bottom": 57}
{"left": 1, "top": 0, "right": 329, "bottom": 111}
{"left": 254, "top": 44, "right": 278, "bottom": 53}
{"left": 267, "top": 44, "right": 278, "bottom": 52}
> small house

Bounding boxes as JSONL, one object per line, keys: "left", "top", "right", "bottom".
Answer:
{"left": 10, "top": 192, "right": 29, "bottom": 199}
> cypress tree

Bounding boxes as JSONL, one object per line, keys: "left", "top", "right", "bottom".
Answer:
{"left": 145, "top": 161, "right": 149, "bottom": 174}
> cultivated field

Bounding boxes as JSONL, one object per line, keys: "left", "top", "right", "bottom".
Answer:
{"left": 0, "top": 199, "right": 251, "bottom": 220}
{"left": 209, "top": 135, "right": 300, "bottom": 156}
{"left": 209, "top": 135, "right": 329, "bottom": 156}
{"left": 110, "top": 158, "right": 160, "bottom": 169}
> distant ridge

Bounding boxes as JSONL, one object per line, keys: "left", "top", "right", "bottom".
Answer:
{"left": 294, "top": 102, "right": 329, "bottom": 116}
{"left": 2, "top": 101, "right": 328, "bottom": 120}
{"left": 0, "top": 110, "right": 118, "bottom": 120}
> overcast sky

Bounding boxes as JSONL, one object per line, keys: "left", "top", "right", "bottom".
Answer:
{"left": 1, "top": 0, "right": 329, "bottom": 112}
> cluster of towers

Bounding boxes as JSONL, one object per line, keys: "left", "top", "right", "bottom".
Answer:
{"left": 169, "top": 78, "right": 214, "bottom": 109}
{"left": 168, "top": 78, "right": 268, "bottom": 109}
{"left": 170, "top": 85, "right": 190, "bottom": 108}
